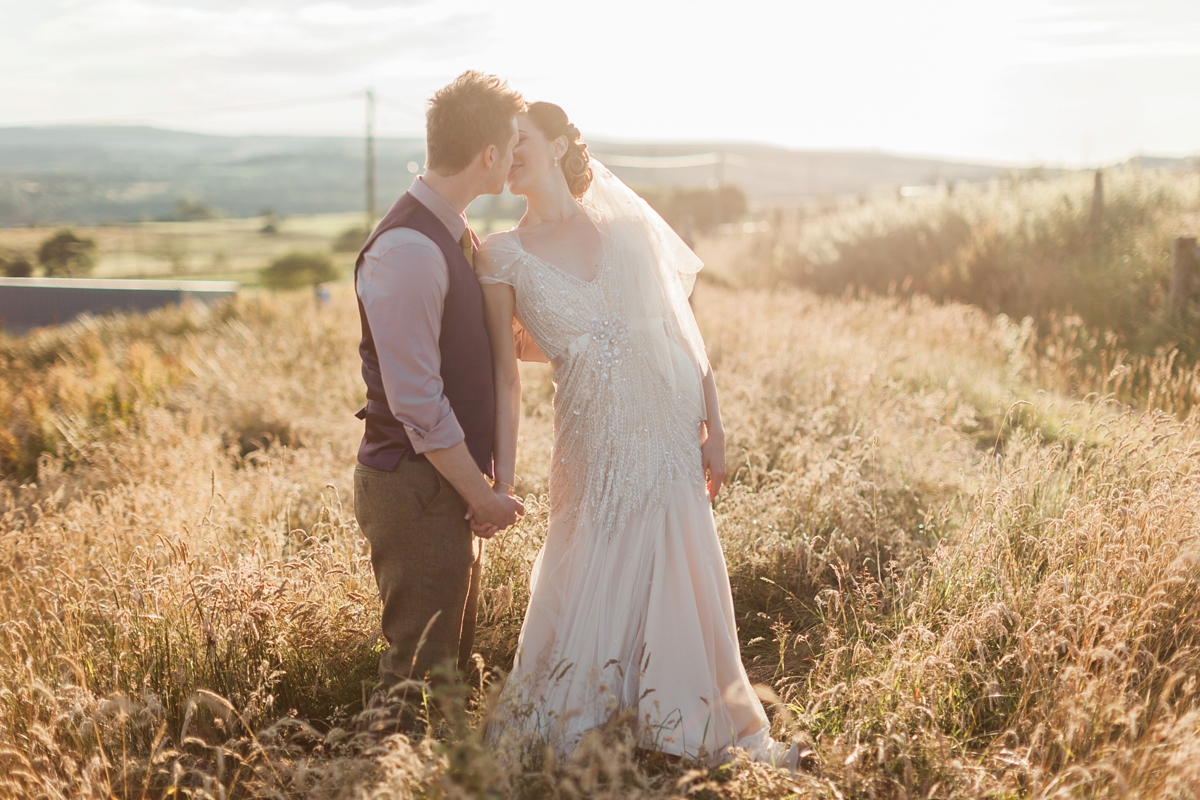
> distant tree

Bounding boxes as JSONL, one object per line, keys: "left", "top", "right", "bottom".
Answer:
{"left": 466, "top": 193, "right": 526, "bottom": 226}
{"left": 261, "top": 250, "right": 338, "bottom": 290}
{"left": 260, "top": 213, "right": 280, "bottom": 235}
{"left": 1, "top": 251, "right": 34, "bottom": 277}
{"left": 636, "top": 184, "right": 747, "bottom": 234}
{"left": 153, "top": 236, "right": 189, "bottom": 274}
{"left": 171, "top": 198, "right": 221, "bottom": 221}
{"left": 38, "top": 229, "right": 97, "bottom": 277}
{"left": 332, "top": 226, "right": 370, "bottom": 253}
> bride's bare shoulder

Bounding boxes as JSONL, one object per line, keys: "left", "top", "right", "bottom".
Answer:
{"left": 480, "top": 228, "right": 522, "bottom": 252}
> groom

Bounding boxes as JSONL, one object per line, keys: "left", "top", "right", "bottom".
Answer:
{"left": 354, "top": 71, "right": 527, "bottom": 697}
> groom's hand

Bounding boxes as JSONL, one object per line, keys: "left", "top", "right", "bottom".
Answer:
{"left": 424, "top": 442, "right": 525, "bottom": 538}
{"left": 466, "top": 491, "right": 525, "bottom": 536}
{"left": 467, "top": 514, "right": 499, "bottom": 538}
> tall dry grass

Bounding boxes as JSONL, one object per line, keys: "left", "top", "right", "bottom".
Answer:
{"left": 701, "top": 168, "right": 1200, "bottom": 414}
{"left": 1, "top": 281, "right": 1199, "bottom": 798}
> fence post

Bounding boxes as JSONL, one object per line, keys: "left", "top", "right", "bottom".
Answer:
{"left": 1091, "top": 169, "right": 1104, "bottom": 225}
{"left": 1169, "top": 236, "right": 1199, "bottom": 312}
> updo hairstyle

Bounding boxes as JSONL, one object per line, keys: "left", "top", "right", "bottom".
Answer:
{"left": 525, "top": 102, "right": 593, "bottom": 198}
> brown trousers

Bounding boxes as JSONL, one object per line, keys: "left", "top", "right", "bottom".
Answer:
{"left": 354, "top": 459, "right": 483, "bottom": 690}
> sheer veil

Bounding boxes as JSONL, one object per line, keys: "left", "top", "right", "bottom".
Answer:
{"left": 579, "top": 159, "right": 710, "bottom": 394}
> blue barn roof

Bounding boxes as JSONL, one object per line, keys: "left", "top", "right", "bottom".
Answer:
{"left": 0, "top": 277, "right": 240, "bottom": 335}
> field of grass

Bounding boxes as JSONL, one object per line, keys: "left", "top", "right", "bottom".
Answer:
{"left": 0, "top": 212, "right": 521, "bottom": 286}
{"left": 700, "top": 168, "right": 1200, "bottom": 415}
{"left": 2, "top": 170, "right": 1200, "bottom": 800}
{"left": 3, "top": 173, "right": 1200, "bottom": 798}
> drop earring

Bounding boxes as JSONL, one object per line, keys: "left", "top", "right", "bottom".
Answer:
{"left": 553, "top": 156, "right": 559, "bottom": 167}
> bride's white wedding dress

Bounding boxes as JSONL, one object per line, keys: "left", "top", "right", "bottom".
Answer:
{"left": 477, "top": 163, "right": 791, "bottom": 766}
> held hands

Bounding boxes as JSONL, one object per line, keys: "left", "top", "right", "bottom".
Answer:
{"left": 465, "top": 482, "right": 525, "bottom": 538}
{"left": 701, "top": 422, "right": 727, "bottom": 501}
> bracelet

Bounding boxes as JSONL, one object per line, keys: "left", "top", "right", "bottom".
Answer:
{"left": 492, "top": 479, "right": 515, "bottom": 493}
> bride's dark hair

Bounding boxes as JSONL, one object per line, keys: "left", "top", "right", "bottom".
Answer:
{"left": 526, "top": 102, "right": 593, "bottom": 198}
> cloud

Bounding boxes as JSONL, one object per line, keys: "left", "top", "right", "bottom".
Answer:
{"left": 3, "top": 0, "right": 1197, "bottom": 162}
{"left": 137, "top": 0, "right": 431, "bottom": 11}
{"left": 7, "top": 0, "right": 489, "bottom": 79}
{"left": 1022, "top": 0, "right": 1200, "bottom": 56}
{"left": 0, "top": 0, "right": 498, "bottom": 131}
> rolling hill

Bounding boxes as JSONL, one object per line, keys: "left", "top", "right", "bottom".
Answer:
{"left": 3, "top": 125, "right": 1190, "bottom": 226}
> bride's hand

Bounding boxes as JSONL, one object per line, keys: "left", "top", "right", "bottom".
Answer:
{"left": 701, "top": 422, "right": 726, "bottom": 500}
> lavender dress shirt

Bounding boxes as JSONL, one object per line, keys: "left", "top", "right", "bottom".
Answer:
{"left": 355, "top": 176, "right": 470, "bottom": 455}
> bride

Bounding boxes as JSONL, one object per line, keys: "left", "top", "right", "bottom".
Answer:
{"left": 475, "top": 102, "right": 800, "bottom": 768}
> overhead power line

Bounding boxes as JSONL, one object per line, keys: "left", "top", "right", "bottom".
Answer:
{"left": 592, "top": 151, "right": 750, "bottom": 227}
{"left": 593, "top": 152, "right": 750, "bottom": 169}
{"left": 373, "top": 95, "right": 424, "bottom": 115}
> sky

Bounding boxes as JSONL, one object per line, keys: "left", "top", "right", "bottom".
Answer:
{"left": 2, "top": 0, "right": 1198, "bottom": 166}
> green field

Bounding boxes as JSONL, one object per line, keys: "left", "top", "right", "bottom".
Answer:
{"left": 0, "top": 212, "right": 521, "bottom": 285}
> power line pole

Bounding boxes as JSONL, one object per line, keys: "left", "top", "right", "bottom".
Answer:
{"left": 365, "top": 88, "right": 376, "bottom": 232}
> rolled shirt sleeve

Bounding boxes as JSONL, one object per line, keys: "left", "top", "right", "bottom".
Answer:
{"left": 513, "top": 319, "right": 548, "bottom": 363}
{"left": 356, "top": 228, "right": 465, "bottom": 454}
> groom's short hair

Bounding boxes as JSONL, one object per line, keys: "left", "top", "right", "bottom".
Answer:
{"left": 426, "top": 71, "right": 525, "bottom": 176}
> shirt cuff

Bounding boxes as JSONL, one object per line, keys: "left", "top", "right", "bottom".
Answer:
{"left": 403, "top": 411, "right": 466, "bottom": 454}
{"left": 514, "top": 320, "right": 549, "bottom": 363}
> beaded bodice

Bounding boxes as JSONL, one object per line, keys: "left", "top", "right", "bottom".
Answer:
{"left": 477, "top": 225, "right": 708, "bottom": 533}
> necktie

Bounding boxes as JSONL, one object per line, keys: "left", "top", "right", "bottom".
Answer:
{"left": 459, "top": 227, "right": 474, "bottom": 268}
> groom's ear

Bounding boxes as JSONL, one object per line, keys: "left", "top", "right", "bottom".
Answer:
{"left": 479, "top": 142, "right": 499, "bottom": 171}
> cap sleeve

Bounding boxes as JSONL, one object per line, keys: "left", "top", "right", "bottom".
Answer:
{"left": 475, "top": 230, "right": 523, "bottom": 287}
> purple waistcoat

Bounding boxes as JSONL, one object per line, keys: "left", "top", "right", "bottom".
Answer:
{"left": 354, "top": 191, "right": 495, "bottom": 477}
